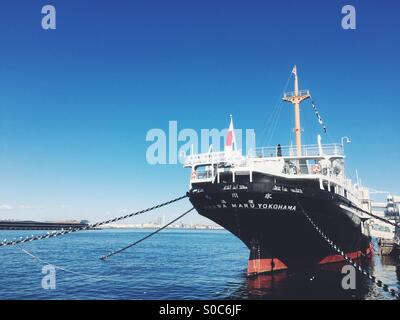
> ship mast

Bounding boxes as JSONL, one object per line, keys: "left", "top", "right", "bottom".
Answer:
{"left": 283, "top": 66, "right": 310, "bottom": 156}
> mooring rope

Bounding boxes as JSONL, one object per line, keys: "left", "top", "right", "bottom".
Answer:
{"left": 100, "top": 207, "right": 195, "bottom": 260}
{"left": 17, "top": 245, "right": 129, "bottom": 283}
{"left": 293, "top": 196, "right": 400, "bottom": 299}
{"left": 0, "top": 194, "right": 188, "bottom": 247}
{"left": 345, "top": 202, "right": 400, "bottom": 228}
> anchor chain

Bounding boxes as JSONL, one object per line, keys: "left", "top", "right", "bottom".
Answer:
{"left": 294, "top": 197, "right": 400, "bottom": 299}
{"left": 0, "top": 194, "right": 188, "bottom": 247}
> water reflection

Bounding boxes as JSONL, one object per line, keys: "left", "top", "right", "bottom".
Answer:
{"left": 228, "top": 254, "right": 400, "bottom": 300}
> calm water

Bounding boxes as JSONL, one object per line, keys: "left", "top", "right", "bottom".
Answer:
{"left": 0, "top": 229, "right": 399, "bottom": 300}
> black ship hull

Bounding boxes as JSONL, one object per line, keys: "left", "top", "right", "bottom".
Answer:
{"left": 189, "top": 172, "right": 372, "bottom": 275}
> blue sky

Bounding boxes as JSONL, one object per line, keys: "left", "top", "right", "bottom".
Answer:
{"left": 0, "top": 0, "right": 399, "bottom": 224}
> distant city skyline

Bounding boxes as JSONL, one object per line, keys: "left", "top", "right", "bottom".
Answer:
{"left": 1, "top": 0, "right": 400, "bottom": 224}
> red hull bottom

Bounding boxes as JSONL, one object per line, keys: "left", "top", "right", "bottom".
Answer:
{"left": 247, "top": 244, "right": 373, "bottom": 276}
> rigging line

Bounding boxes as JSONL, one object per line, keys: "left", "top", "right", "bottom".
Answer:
{"left": 17, "top": 245, "right": 128, "bottom": 283}
{"left": 308, "top": 97, "right": 337, "bottom": 144}
{"left": 100, "top": 207, "right": 195, "bottom": 261}
{"left": 258, "top": 100, "right": 281, "bottom": 148}
{"left": 309, "top": 98, "right": 328, "bottom": 134}
{"left": 1, "top": 194, "right": 189, "bottom": 247}
{"left": 262, "top": 70, "right": 294, "bottom": 147}
{"left": 257, "top": 95, "right": 281, "bottom": 143}
{"left": 258, "top": 70, "right": 293, "bottom": 145}
{"left": 265, "top": 102, "right": 284, "bottom": 148}
{"left": 263, "top": 102, "right": 281, "bottom": 146}
{"left": 304, "top": 97, "right": 316, "bottom": 141}
{"left": 261, "top": 76, "right": 291, "bottom": 145}
{"left": 261, "top": 94, "right": 286, "bottom": 147}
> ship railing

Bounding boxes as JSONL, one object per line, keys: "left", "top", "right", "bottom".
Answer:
{"left": 248, "top": 143, "right": 343, "bottom": 159}
{"left": 281, "top": 163, "right": 316, "bottom": 175}
{"left": 283, "top": 90, "right": 310, "bottom": 98}
{"left": 184, "top": 150, "right": 243, "bottom": 167}
{"left": 192, "top": 170, "right": 214, "bottom": 181}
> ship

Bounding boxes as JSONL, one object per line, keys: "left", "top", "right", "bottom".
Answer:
{"left": 184, "top": 66, "right": 373, "bottom": 276}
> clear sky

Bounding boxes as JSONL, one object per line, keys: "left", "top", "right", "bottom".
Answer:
{"left": 0, "top": 0, "right": 399, "bottom": 224}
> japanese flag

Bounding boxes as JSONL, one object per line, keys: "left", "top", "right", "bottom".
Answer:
{"left": 225, "top": 115, "right": 236, "bottom": 152}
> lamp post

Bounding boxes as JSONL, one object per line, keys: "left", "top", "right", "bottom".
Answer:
{"left": 341, "top": 136, "right": 351, "bottom": 154}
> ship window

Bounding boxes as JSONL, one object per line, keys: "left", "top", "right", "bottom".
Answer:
{"left": 235, "top": 175, "right": 249, "bottom": 183}
{"left": 221, "top": 174, "right": 233, "bottom": 184}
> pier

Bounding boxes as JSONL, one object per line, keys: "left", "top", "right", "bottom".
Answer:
{"left": 0, "top": 220, "right": 89, "bottom": 231}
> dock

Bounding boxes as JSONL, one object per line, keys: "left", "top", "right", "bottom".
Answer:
{"left": 0, "top": 220, "right": 89, "bottom": 231}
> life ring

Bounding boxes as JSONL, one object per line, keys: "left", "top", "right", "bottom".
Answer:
{"left": 191, "top": 171, "right": 197, "bottom": 179}
{"left": 312, "top": 164, "right": 321, "bottom": 174}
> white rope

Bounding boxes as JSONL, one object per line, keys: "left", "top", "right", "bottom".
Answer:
{"left": 17, "top": 245, "right": 129, "bottom": 283}
{"left": 1, "top": 194, "right": 188, "bottom": 247}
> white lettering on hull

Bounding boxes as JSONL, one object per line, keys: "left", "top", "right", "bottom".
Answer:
{"left": 204, "top": 202, "right": 296, "bottom": 212}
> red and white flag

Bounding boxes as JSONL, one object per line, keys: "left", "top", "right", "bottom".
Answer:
{"left": 225, "top": 115, "right": 236, "bottom": 152}
{"left": 292, "top": 65, "right": 297, "bottom": 77}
